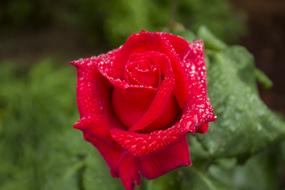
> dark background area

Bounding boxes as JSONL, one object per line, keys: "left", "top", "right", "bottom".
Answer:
{"left": 232, "top": 0, "right": 285, "bottom": 114}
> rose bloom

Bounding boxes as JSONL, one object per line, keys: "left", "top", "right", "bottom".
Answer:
{"left": 71, "top": 31, "right": 215, "bottom": 190}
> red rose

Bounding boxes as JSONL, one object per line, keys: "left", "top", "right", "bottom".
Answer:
{"left": 71, "top": 31, "right": 215, "bottom": 190}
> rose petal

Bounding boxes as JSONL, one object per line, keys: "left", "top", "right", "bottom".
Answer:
{"left": 83, "top": 132, "right": 123, "bottom": 177}
{"left": 73, "top": 117, "right": 110, "bottom": 139}
{"left": 112, "top": 87, "right": 156, "bottom": 128}
{"left": 128, "top": 51, "right": 176, "bottom": 132}
{"left": 86, "top": 50, "right": 156, "bottom": 90}
{"left": 110, "top": 106, "right": 215, "bottom": 157}
{"left": 129, "top": 72, "right": 175, "bottom": 131}
{"left": 160, "top": 34, "right": 190, "bottom": 107}
{"left": 125, "top": 53, "right": 161, "bottom": 87}
{"left": 143, "top": 94, "right": 180, "bottom": 133}
{"left": 118, "top": 153, "right": 141, "bottom": 190}
{"left": 181, "top": 40, "right": 216, "bottom": 132}
{"left": 71, "top": 58, "right": 113, "bottom": 117}
{"left": 139, "top": 136, "right": 191, "bottom": 179}
{"left": 198, "top": 123, "right": 209, "bottom": 133}
{"left": 162, "top": 35, "right": 216, "bottom": 133}
{"left": 121, "top": 31, "right": 191, "bottom": 108}
{"left": 163, "top": 33, "right": 191, "bottom": 60}
{"left": 71, "top": 57, "right": 125, "bottom": 128}
{"left": 94, "top": 31, "right": 168, "bottom": 88}
{"left": 162, "top": 34, "right": 214, "bottom": 118}
{"left": 71, "top": 58, "right": 126, "bottom": 177}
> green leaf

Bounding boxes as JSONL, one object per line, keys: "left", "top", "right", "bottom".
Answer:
{"left": 176, "top": 28, "right": 285, "bottom": 160}
{"left": 197, "top": 26, "right": 227, "bottom": 51}
{"left": 174, "top": 28, "right": 197, "bottom": 43}
{"left": 198, "top": 45, "right": 285, "bottom": 159}
{"left": 254, "top": 69, "right": 273, "bottom": 89}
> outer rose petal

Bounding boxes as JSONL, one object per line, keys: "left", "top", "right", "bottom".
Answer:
{"left": 198, "top": 123, "right": 209, "bottom": 133}
{"left": 111, "top": 106, "right": 215, "bottom": 157}
{"left": 139, "top": 135, "right": 191, "bottom": 179}
{"left": 180, "top": 40, "right": 216, "bottom": 133}
{"left": 118, "top": 153, "right": 141, "bottom": 190}
{"left": 163, "top": 35, "right": 216, "bottom": 133}
{"left": 71, "top": 59, "right": 125, "bottom": 176}
{"left": 83, "top": 132, "right": 122, "bottom": 177}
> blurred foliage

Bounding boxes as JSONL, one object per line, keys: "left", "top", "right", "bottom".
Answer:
{"left": 0, "top": 27, "right": 284, "bottom": 190}
{"left": 0, "top": 0, "right": 246, "bottom": 46}
{"left": 193, "top": 27, "right": 285, "bottom": 160}
{"left": 0, "top": 60, "right": 125, "bottom": 190}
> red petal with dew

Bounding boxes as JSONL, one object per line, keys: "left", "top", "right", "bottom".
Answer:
{"left": 118, "top": 153, "right": 141, "bottom": 190}
{"left": 139, "top": 135, "right": 191, "bottom": 179}
{"left": 71, "top": 58, "right": 125, "bottom": 176}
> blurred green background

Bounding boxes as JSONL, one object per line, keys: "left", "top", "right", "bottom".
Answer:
{"left": 0, "top": 0, "right": 285, "bottom": 189}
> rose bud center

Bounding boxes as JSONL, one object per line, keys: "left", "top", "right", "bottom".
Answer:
{"left": 124, "top": 54, "right": 160, "bottom": 88}
{"left": 112, "top": 52, "right": 181, "bottom": 133}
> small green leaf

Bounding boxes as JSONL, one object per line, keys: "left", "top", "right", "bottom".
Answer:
{"left": 254, "top": 69, "right": 273, "bottom": 89}
{"left": 197, "top": 26, "right": 227, "bottom": 51}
